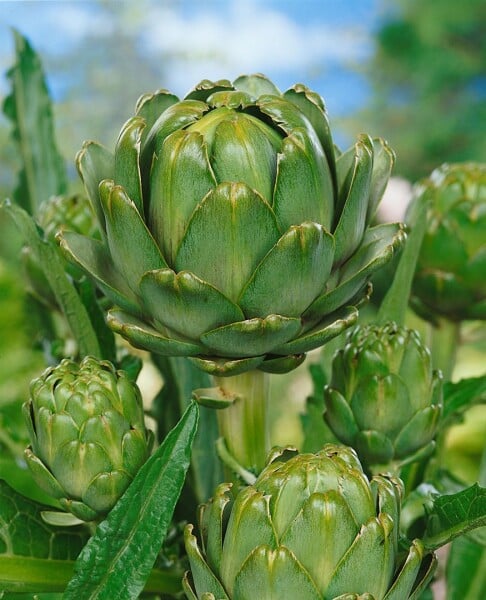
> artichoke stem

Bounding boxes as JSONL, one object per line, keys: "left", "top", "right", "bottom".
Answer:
{"left": 214, "top": 370, "right": 270, "bottom": 474}
{"left": 428, "top": 319, "right": 461, "bottom": 381}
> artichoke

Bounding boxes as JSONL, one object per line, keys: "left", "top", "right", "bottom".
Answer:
{"left": 408, "top": 162, "right": 486, "bottom": 323}
{"left": 184, "top": 445, "right": 436, "bottom": 599}
{"left": 59, "top": 74, "right": 404, "bottom": 376}
{"left": 23, "top": 356, "right": 152, "bottom": 522}
{"left": 324, "top": 323, "right": 443, "bottom": 470}
{"left": 22, "top": 193, "right": 98, "bottom": 307}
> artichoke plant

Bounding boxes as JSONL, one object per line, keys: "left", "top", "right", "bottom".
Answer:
{"left": 22, "top": 193, "right": 99, "bottom": 307}
{"left": 184, "top": 445, "right": 436, "bottom": 599}
{"left": 324, "top": 323, "right": 443, "bottom": 470}
{"left": 59, "top": 74, "right": 405, "bottom": 376}
{"left": 408, "top": 162, "right": 486, "bottom": 323}
{"left": 23, "top": 356, "right": 152, "bottom": 522}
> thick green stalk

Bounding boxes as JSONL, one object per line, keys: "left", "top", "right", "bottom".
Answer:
{"left": 428, "top": 319, "right": 461, "bottom": 381}
{"left": 214, "top": 370, "right": 270, "bottom": 473}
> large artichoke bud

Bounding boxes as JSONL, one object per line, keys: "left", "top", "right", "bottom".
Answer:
{"left": 59, "top": 74, "right": 405, "bottom": 377}
{"left": 22, "top": 193, "right": 99, "bottom": 307}
{"left": 184, "top": 445, "right": 435, "bottom": 599}
{"left": 324, "top": 323, "right": 443, "bottom": 470}
{"left": 23, "top": 356, "right": 152, "bottom": 522}
{"left": 408, "top": 162, "right": 486, "bottom": 323}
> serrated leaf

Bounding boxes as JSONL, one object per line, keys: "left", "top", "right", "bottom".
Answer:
{"left": 442, "top": 376, "right": 486, "bottom": 423}
{"left": 1, "top": 200, "right": 101, "bottom": 357}
{"left": 446, "top": 536, "right": 486, "bottom": 600}
{"left": 3, "top": 30, "right": 66, "bottom": 215}
{"left": 63, "top": 402, "right": 199, "bottom": 599}
{"left": 0, "top": 480, "right": 87, "bottom": 593}
{"left": 376, "top": 201, "right": 427, "bottom": 326}
{"left": 422, "top": 484, "right": 486, "bottom": 550}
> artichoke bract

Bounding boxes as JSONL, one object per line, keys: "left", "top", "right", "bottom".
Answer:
{"left": 60, "top": 74, "right": 405, "bottom": 376}
{"left": 23, "top": 356, "right": 152, "bottom": 522}
{"left": 408, "top": 162, "right": 486, "bottom": 323}
{"left": 184, "top": 445, "right": 435, "bottom": 599}
{"left": 324, "top": 323, "right": 443, "bottom": 470}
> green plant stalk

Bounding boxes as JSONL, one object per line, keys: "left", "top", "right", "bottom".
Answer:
{"left": 0, "top": 556, "right": 183, "bottom": 594}
{"left": 428, "top": 318, "right": 461, "bottom": 381}
{"left": 214, "top": 370, "right": 270, "bottom": 473}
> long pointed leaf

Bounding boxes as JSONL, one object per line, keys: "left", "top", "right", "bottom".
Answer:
{"left": 3, "top": 30, "right": 66, "bottom": 215}
{"left": 2, "top": 200, "right": 101, "bottom": 357}
{"left": 377, "top": 200, "right": 427, "bottom": 325}
{"left": 64, "top": 402, "right": 199, "bottom": 599}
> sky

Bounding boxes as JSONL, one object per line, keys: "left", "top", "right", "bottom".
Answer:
{"left": 0, "top": 0, "right": 389, "bottom": 116}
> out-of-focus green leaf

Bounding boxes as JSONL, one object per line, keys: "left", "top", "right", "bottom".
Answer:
{"left": 376, "top": 200, "right": 426, "bottom": 326}
{"left": 152, "top": 355, "right": 224, "bottom": 504}
{"left": 64, "top": 402, "right": 199, "bottom": 599}
{"left": 1, "top": 200, "right": 100, "bottom": 358}
{"left": 422, "top": 484, "right": 486, "bottom": 550}
{"left": 300, "top": 363, "right": 338, "bottom": 453}
{"left": 442, "top": 376, "right": 486, "bottom": 423}
{"left": 0, "top": 480, "right": 87, "bottom": 593}
{"left": 77, "top": 278, "right": 116, "bottom": 362}
{"left": 446, "top": 536, "right": 486, "bottom": 600}
{"left": 3, "top": 30, "right": 66, "bottom": 215}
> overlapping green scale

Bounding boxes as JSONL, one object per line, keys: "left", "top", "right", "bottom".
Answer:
{"left": 61, "top": 74, "right": 405, "bottom": 375}
{"left": 23, "top": 357, "right": 152, "bottom": 522}
{"left": 324, "top": 323, "right": 443, "bottom": 471}
{"left": 409, "top": 162, "right": 486, "bottom": 323}
{"left": 184, "top": 445, "right": 435, "bottom": 599}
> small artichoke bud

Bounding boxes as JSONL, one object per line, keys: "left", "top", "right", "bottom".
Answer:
{"left": 408, "top": 162, "right": 486, "bottom": 323}
{"left": 184, "top": 445, "right": 435, "bottom": 599}
{"left": 324, "top": 322, "right": 443, "bottom": 470}
{"left": 22, "top": 194, "right": 99, "bottom": 308}
{"left": 23, "top": 356, "right": 152, "bottom": 522}
{"left": 37, "top": 193, "right": 99, "bottom": 242}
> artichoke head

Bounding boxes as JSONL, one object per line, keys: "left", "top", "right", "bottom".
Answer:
{"left": 408, "top": 162, "right": 486, "bottom": 323}
{"left": 23, "top": 356, "right": 152, "bottom": 522}
{"left": 60, "top": 74, "right": 405, "bottom": 376}
{"left": 22, "top": 193, "right": 99, "bottom": 308}
{"left": 184, "top": 445, "right": 435, "bottom": 599}
{"left": 324, "top": 323, "right": 443, "bottom": 470}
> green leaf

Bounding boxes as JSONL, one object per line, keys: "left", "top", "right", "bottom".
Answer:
{"left": 64, "top": 402, "right": 199, "bottom": 599}
{"left": 151, "top": 355, "right": 224, "bottom": 505}
{"left": 446, "top": 536, "right": 486, "bottom": 600}
{"left": 77, "top": 278, "right": 116, "bottom": 363}
{"left": 301, "top": 363, "right": 339, "bottom": 453}
{"left": 0, "top": 480, "right": 87, "bottom": 593}
{"left": 3, "top": 30, "right": 66, "bottom": 215}
{"left": 2, "top": 201, "right": 101, "bottom": 357}
{"left": 422, "top": 484, "right": 486, "bottom": 550}
{"left": 442, "top": 376, "right": 486, "bottom": 423}
{"left": 376, "top": 198, "right": 427, "bottom": 326}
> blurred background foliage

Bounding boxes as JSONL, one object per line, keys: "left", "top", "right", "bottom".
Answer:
{"left": 0, "top": 0, "right": 484, "bottom": 489}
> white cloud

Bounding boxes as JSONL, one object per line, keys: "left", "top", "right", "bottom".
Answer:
{"left": 44, "top": 4, "right": 114, "bottom": 43}
{"left": 141, "top": 0, "right": 368, "bottom": 95}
